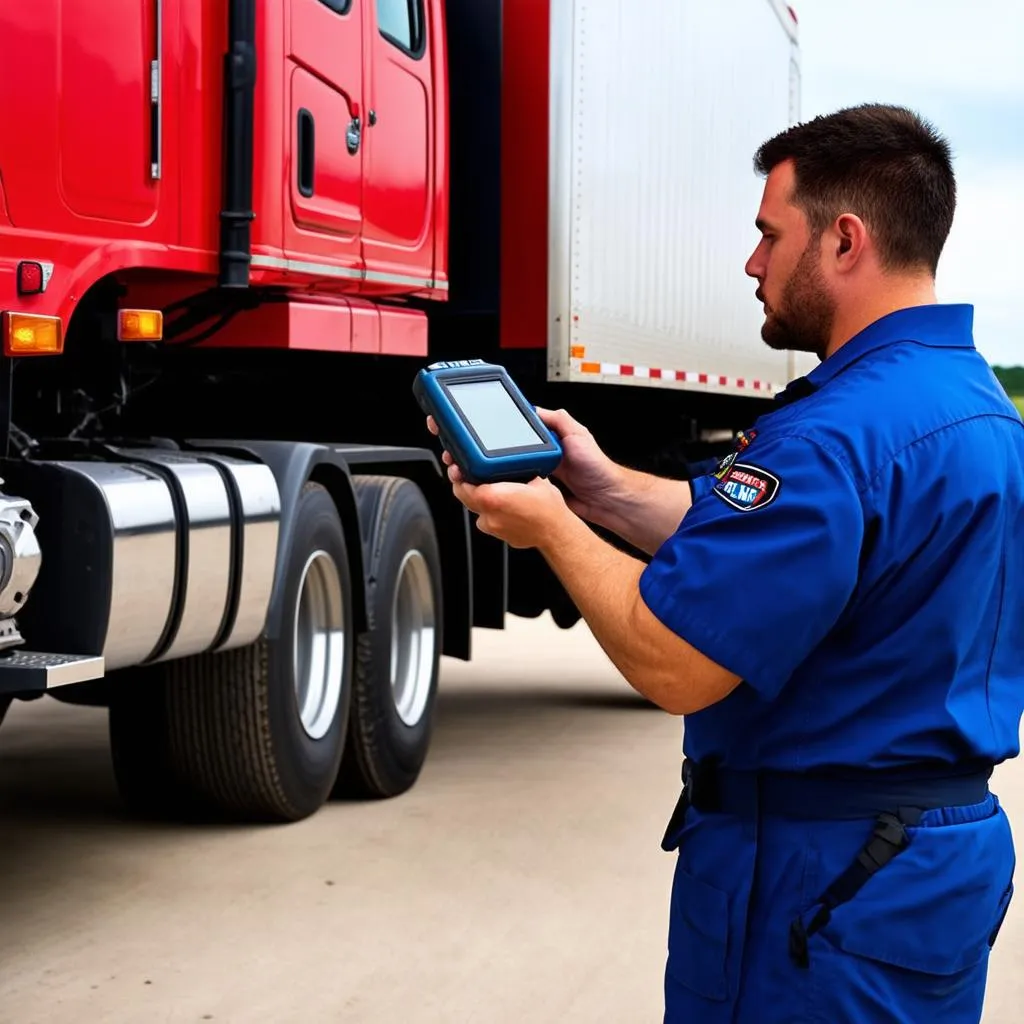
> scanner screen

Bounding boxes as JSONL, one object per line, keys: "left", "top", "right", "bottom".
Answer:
{"left": 446, "top": 380, "right": 543, "bottom": 452}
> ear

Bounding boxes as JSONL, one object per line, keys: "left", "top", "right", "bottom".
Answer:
{"left": 831, "top": 213, "right": 869, "bottom": 272}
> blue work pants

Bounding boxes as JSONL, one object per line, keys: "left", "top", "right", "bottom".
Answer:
{"left": 664, "top": 793, "right": 1015, "bottom": 1023}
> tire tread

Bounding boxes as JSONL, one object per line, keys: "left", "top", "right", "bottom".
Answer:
{"left": 338, "top": 474, "right": 440, "bottom": 799}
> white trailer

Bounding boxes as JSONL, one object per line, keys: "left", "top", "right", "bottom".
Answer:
{"left": 545, "top": 0, "right": 816, "bottom": 398}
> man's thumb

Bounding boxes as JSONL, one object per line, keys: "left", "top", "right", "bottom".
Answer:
{"left": 535, "top": 407, "right": 580, "bottom": 437}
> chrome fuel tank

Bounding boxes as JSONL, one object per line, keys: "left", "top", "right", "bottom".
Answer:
{"left": 2, "top": 448, "right": 281, "bottom": 671}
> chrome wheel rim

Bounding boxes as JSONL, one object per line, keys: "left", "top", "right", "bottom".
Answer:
{"left": 293, "top": 550, "right": 346, "bottom": 741}
{"left": 390, "top": 549, "right": 436, "bottom": 727}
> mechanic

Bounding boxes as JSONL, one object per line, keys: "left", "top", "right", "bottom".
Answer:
{"left": 427, "top": 103, "right": 1024, "bottom": 1023}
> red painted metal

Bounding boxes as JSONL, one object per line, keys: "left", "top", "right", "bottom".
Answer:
{"left": 378, "top": 305, "right": 429, "bottom": 356}
{"left": 0, "top": 0, "right": 448, "bottom": 348}
{"left": 429, "top": 1, "right": 450, "bottom": 294}
{"left": 178, "top": 294, "right": 427, "bottom": 356}
{"left": 360, "top": 5, "right": 438, "bottom": 290}
{"left": 351, "top": 299, "right": 383, "bottom": 354}
{"left": 280, "top": 0, "right": 365, "bottom": 270}
{"left": 498, "top": 0, "right": 550, "bottom": 351}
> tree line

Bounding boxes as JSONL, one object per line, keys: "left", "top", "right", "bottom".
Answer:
{"left": 993, "top": 366, "right": 1024, "bottom": 396}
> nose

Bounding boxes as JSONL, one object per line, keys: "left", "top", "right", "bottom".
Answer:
{"left": 745, "top": 242, "right": 766, "bottom": 281}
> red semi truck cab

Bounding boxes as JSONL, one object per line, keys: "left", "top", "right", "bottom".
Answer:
{"left": 0, "top": 0, "right": 452, "bottom": 355}
{"left": 0, "top": 0, "right": 484, "bottom": 825}
{"left": 0, "top": 0, "right": 800, "bottom": 826}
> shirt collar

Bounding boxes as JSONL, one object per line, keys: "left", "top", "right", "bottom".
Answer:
{"left": 806, "top": 303, "right": 976, "bottom": 388}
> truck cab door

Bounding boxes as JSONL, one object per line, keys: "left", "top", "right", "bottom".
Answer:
{"left": 285, "top": 0, "right": 365, "bottom": 268}
{"left": 362, "top": 0, "right": 435, "bottom": 289}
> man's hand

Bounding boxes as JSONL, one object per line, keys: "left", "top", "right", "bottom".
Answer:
{"left": 425, "top": 409, "right": 694, "bottom": 555}
{"left": 425, "top": 407, "right": 622, "bottom": 521}
{"left": 425, "top": 415, "right": 741, "bottom": 715}
{"left": 449, "top": 475, "right": 576, "bottom": 551}
{"left": 533, "top": 408, "right": 627, "bottom": 525}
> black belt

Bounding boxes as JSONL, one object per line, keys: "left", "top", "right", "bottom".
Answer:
{"left": 660, "top": 758, "right": 994, "bottom": 969}
{"left": 661, "top": 757, "right": 993, "bottom": 842}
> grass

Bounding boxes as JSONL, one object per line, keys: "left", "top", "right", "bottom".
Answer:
{"left": 1014, "top": 395, "right": 1024, "bottom": 417}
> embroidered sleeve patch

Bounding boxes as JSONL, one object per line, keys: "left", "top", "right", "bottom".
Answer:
{"left": 712, "top": 462, "right": 781, "bottom": 512}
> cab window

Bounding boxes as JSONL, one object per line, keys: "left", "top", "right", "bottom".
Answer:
{"left": 377, "top": 0, "right": 424, "bottom": 57}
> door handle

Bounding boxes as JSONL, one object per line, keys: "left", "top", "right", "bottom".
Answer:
{"left": 346, "top": 116, "right": 361, "bottom": 155}
{"left": 297, "top": 108, "right": 315, "bottom": 196}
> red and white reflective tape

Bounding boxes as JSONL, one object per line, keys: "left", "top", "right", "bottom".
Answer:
{"left": 575, "top": 360, "right": 777, "bottom": 393}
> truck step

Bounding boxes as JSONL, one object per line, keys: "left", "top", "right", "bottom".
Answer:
{"left": 0, "top": 650, "right": 105, "bottom": 695}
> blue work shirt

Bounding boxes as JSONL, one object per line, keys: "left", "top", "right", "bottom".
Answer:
{"left": 640, "top": 303, "right": 1024, "bottom": 772}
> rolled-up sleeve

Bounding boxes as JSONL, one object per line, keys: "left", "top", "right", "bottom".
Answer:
{"left": 687, "top": 469, "right": 718, "bottom": 504}
{"left": 640, "top": 435, "right": 864, "bottom": 701}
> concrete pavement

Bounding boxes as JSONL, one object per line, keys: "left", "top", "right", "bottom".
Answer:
{"left": 0, "top": 615, "right": 1020, "bottom": 1022}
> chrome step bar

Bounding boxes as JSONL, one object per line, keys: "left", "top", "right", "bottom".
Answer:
{"left": 0, "top": 651, "right": 105, "bottom": 694}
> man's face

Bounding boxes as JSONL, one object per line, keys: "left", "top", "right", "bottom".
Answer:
{"left": 744, "top": 160, "right": 835, "bottom": 359}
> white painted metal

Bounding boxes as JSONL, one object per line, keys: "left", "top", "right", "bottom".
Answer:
{"left": 548, "top": 0, "right": 803, "bottom": 397}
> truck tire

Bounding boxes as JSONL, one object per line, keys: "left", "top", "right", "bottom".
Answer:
{"left": 336, "top": 476, "right": 441, "bottom": 799}
{"left": 109, "top": 481, "right": 354, "bottom": 823}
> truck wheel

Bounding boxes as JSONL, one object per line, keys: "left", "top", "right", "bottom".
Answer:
{"left": 336, "top": 476, "right": 441, "bottom": 799}
{"left": 109, "top": 481, "right": 354, "bottom": 823}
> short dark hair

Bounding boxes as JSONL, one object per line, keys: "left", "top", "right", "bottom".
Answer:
{"left": 753, "top": 104, "right": 956, "bottom": 276}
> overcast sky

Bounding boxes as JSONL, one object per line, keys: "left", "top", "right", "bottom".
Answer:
{"left": 792, "top": 0, "right": 1024, "bottom": 367}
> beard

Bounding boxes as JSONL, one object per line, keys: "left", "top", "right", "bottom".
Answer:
{"left": 758, "top": 241, "right": 835, "bottom": 359}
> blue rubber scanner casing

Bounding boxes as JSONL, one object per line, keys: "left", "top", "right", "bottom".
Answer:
{"left": 413, "top": 360, "right": 563, "bottom": 485}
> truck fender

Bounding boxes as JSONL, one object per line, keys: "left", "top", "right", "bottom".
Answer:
{"left": 184, "top": 440, "right": 367, "bottom": 642}
{"left": 183, "top": 440, "right": 472, "bottom": 660}
{"left": 331, "top": 445, "right": 474, "bottom": 662}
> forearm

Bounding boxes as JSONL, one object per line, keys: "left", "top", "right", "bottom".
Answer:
{"left": 592, "top": 467, "right": 695, "bottom": 556}
{"left": 537, "top": 513, "right": 731, "bottom": 714}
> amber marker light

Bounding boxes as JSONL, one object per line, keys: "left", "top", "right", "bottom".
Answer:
{"left": 3, "top": 311, "right": 64, "bottom": 356}
{"left": 117, "top": 309, "right": 164, "bottom": 342}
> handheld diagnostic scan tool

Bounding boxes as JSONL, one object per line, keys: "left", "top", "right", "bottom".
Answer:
{"left": 413, "top": 360, "right": 563, "bottom": 484}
